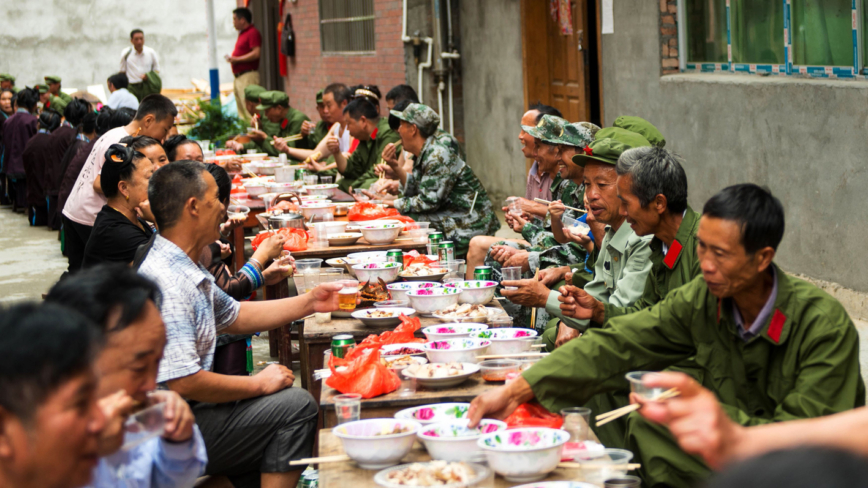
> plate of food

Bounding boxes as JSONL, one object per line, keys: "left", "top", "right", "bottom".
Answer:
{"left": 399, "top": 263, "right": 447, "bottom": 282}
{"left": 432, "top": 303, "right": 491, "bottom": 323}
{"left": 381, "top": 343, "right": 427, "bottom": 359}
{"left": 351, "top": 308, "right": 416, "bottom": 327}
{"left": 373, "top": 461, "right": 491, "bottom": 488}
{"left": 382, "top": 354, "right": 428, "bottom": 369}
{"left": 394, "top": 403, "right": 472, "bottom": 425}
{"left": 401, "top": 362, "right": 480, "bottom": 389}
{"left": 328, "top": 233, "right": 363, "bottom": 246}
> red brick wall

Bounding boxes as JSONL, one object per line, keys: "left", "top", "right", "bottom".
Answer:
{"left": 282, "top": 0, "right": 409, "bottom": 119}
{"left": 659, "top": 0, "right": 679, "bottom": 74}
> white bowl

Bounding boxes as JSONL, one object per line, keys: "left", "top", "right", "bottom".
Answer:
{"left": 300, "top": 203, "right": 336, "bottom": 220}
{"left": 418, "top": 419, "right": 508, "bottom": 462}
{"left": 256, "top": 161, "right": 282, "bottom": 175}
{"left": 387, "top": 282, "right": 442, "bottom": 302}
{"left": 402, "top": 362, "right": 480, "bottom": 389}
{"left": 394, "top": 403, "right": 471, "bottom": 425}
{"left": 381, "top": 343, "right": 427, "bottom": 358}
{"left": 373, "top": 462, "right": 492, "bottom": 488}
{"left": 266, "top": 181, "right": 299, "bottom": 193}
{"left": 422, "top": 338, "right": 491, "bottom": 364}
{"left": 359, "top": 224, "right": 403, "bottom": 245}
{"left": 477, "top": 428, "right": 570, "bottom": 482}
{"left": 470, "top": 328, "right": 538, "bottom": 355}
{"left": 300, "top": 194, "right": 329, "bottom": 201}
{"left": 319, "top": 221, "right": 349, "bottom": 235}
{"left": 332, "top": 418, "right": 422, "bottom": 469}
{"left": 304, "top": 183, "right": 339, "bottom": 197}
{"left": 422, "top": 323, "right": 488, "bottom": 341}
{"left": 328, "top": 233, "right": 363, "bottom": 246}
{"left": 351, "top": 308, "right": 416, "bottom": 327}
{"left": 242, "top": 152, "right": 269, "bottom": 162}
{"left": 347, "top": 251, "right": 388, "bottom": 262}
{"left": 352, "top": 263, "right": 402, "bottom": 284}
{"left": 449, "top": 280, "right": 499, "bottom": 305}
{"left": 406, "top": 288, "right": 461, "bottom": 315}
{"left": 244, "top": 183, "right": 269, "bottom": 197}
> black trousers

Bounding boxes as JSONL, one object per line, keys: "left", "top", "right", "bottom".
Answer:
{"left": 62, "top": 216, "right": 92, "bottom": 274}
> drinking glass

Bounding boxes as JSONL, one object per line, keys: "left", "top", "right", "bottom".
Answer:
{"left": 278, "top": 153, "right": 287, "bottom": 164}
{"left": 338, "top": 280, "right": 360, "bottom": 311}
{"left": 304, "top": 175, "right": 319, "bottom": 186}
{"left": 334, "top": 393, "right": 362, "bottom": 424}
{"left": 508, "top": 199, "right": 523, "bottom": 217}
{"left": 303, "top": 268, "right": 321, "bottom": 293}
{"left": 393, "top": 367, "right": 417, "bottom": 397}
{"left": 121, "top": 401, "right": 167, "bottom": 451}
{"left": 320, "top": 268, "right": 344, "bottom": 283}
{"left": 321, "top": 176, "right": 334, "bottom": 184}
{"left": 312, "top": 223, "right": 328, "bottom": 248}
{"left": 353, "top": 188, "right": 371, "bottom": 201}
{"left": 561, "top": 407, "right": 592, "bottom": 443}
{"left": 501, "top": 266, "right": 521, "bottom": 290}
{"left": 247, "top": 149, "right": 257, "bottom": 155}
{"left": 575, "top": 449, "right": 634, "bottom": 485}
{"left": 427, "top": 242, "right": 438, "bottom": 256}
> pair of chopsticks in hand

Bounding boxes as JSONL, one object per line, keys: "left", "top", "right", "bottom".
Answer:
{"left": 270, "top": 134, "right": 304, "bottom": 145}
{"left": 534, "top": 198, "right": 587, "bottom": 214}
{"left": 595, "top": 388, "right": 680, "bottom": 427}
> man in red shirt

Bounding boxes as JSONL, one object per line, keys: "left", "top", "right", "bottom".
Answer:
{"left": 228, "top": 7, "right": 262, "bottom": 122}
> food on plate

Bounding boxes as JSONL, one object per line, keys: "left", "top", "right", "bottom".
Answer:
{"left": 359, "top": 278, "right": 392, "bottom": 303}
{"left": 401, "top": 252, "right": 437, "bottom": 269}
{"left": 267, "top": 200, "right": 299, "bottom": 213}
{"left": 405, "top": 362, "right": 465, "bottom": 378}
{"left": 364, "top": 310, "right": 395, "bottom": 319}
{"left": 383, "top": 355, "right": 418, "bottom": 368}
{"left": 385, "top": 346, "right": 425, "bottom": 356}
{"left": 400, "top": 263, "right": 442, "bottom": 277}
{"left": 375, "top": 424, "right": 415, "bottom": 436}
{"left": 435, "top": 303, "right": 488, "bottom": 319}
{"left": 384, "top": 461, "right": 473, "bottom": 486}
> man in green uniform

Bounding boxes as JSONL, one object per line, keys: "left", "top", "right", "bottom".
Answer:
{"left": 0, "top": 74, "right": 18, "bottom": 93}
{"left": 35, "top": 84, "right": 50, "bottom": 112}
{"left": 297, "top": 89, "right": 338, "bottom": 177}
{"left": 375, "top": 103, "right": 500, "bottom": 257}
{"left": 240, "top": 84, "right": 275, "bottom": 147}
{"left": 228, "top": 90, "right": 310, "bottom": 157}
{"left": 274, "top": 84, "right": 351, "bottom": 169}
{"left": 468, "top": 184, "right": 865, "bottom": 488}
{"left": 330, "top": 97, "right": 400, "bottom": 193}
{"left": 44, "top": 76, "right": 72, "bottom": 106}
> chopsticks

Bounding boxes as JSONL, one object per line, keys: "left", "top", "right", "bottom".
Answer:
{"left": 558, "top": 462, "right": 642, "bottom": 470}
{"left": 476, "top": 353, "right": 549, "bottom": 360}
{"left": 270, "top": 134, "right": 304, "bottom": 145}
{"left": 534, "top": 198, "right": 587, "bottom": 214}
{"left": 289, "top": 454, "right": 350, "bottom": 466}
{"left": 595, "top": 388, "right": 680, "bottom": 427}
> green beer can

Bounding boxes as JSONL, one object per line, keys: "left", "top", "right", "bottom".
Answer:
{"left": 428, "top": 232, "right": 444, "bottom": 245}
{"left": 474, "top": 266, "right": 493, "bottom": 281}
{"left": 438, "top": 241, "right": 455, "bottom": 262}
{"left": 331, "top": 334, "right": 354, "bottom": 359}
{"left": 386, "top": 249, "right": 404, "bottom": 270}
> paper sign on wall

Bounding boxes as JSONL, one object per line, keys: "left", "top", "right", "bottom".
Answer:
{"left": 602, "top": 0, "right": 614, "bottom": 34}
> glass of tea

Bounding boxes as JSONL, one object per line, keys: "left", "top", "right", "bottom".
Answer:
{"left": 338, "top": 280, "right": 360, "bottom": 311}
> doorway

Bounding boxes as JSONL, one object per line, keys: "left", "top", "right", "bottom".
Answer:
{"left": 250, "top": 0, "right": 284, "bottom": 92}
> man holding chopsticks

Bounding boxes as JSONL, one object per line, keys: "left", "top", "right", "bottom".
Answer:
{"left": 469, "top": 184, "right": 865, "bottom": 488}
{"left": 229, "top": 91, "right": 311, "bottom": 158}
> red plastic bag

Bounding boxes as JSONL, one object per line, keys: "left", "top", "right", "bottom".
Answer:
{"left": 325, "top": 343, "right": 400, "bottom": 398}
{"left": 348, "top": 202, "right": 401, "bottom": 221}
{"left": 251, "top": 228, "right": 309, "bottom": 252}
{"left": 359, "top": 314, "right": 425, "bottom": 347}
{"left": 504, "top": 403, "right": 563, "bottom": 429}
{"left": 402, "top": 251, "right": 436, "bottom": 269}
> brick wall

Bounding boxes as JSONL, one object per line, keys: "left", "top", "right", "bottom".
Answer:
{"left": 659, "top": 0, "right": 679, "bottom": 75}
{"left": 282, "top": 0, "right": 409, "bottom": 120}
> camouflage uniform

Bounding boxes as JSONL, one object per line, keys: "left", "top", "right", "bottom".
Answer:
{"left": 391, "top": 104, "right": 500, "bottom": 258}
{"left": 243, "top": 90, "right": 311, "bottom": 157}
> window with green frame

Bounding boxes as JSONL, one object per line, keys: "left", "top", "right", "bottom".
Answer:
{"left": 684, "top": 0, "right": 859, "bottom": 70}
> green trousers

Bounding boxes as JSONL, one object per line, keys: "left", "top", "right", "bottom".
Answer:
{"left": 625, "top": 411, "right": 711, "bottom": 488}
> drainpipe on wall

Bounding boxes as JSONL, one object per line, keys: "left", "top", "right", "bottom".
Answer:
{"left": 441, "top": 0, "right": 459, "bottom": 134}
{"left": 205, "top": 0, "right": 220, "bottom": 104}
{"left": 402, "top": 0, "right": 434, "bottom": 104}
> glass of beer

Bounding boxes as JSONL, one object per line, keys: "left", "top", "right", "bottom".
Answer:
{"left": 338, "top": 280, "right": 360, "bottom": 311}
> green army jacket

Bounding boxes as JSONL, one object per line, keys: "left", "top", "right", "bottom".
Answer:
{"left": 394, "top": 130, "right": 500, "bottom": 257}
{"left": 245, "top": 107, "right": 311, "bottom": 157}
{"left": 603, "top": 207, "right": 701, "bottom": 324}
{"left": 524, "top": 266, "right": 866, "bottom": 422}
{"left": 337, "top": 117, "right": 400, "bottom": 193}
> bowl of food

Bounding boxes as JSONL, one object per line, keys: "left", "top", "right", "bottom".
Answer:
{"left": 432, "top": 303, "right": 491, "bottom": 323}
{"left": 447, "top": 281, "right": 498, "bottom": 305}
{"left": 470, "top": 328, "right": 538, "bottom": 356}
{"left": 304, "top": 183, "right": 339, "bottom": 198}
{"left": 422, "top": 323, "right": 488, "bottom": 342}
{"left": 477, "top": 428, "right": 570, "bottom": 482}
{"left": 328, "top": 233, "right": 363, "bottom": 246}
{"left": 242, "top": 152, "right": 269, "bottom": 162}
{"left": 402, "top": 362, "right": 480, "bottom": 389}
{"left": 374, "top": 300, "right": 411, "bottom": 308}
{"left": 244, "top": 181, "right": 269, "bottom": 197}
{"left": 351, "top": 308, "right": 416, "bottom": 327}
{"left": 352, "top": 262, "right": 402, "bottom": 285}
{"left": 265, "top": 181, "right": 299, "bottom": 193}
{"left": 381, "top": 343, "right": 427, "bottom": 359}
{"left": 347, "top": 251, "right": 389, "bottom": 263}
{"left": 332, "top": 418, "right": 422, "bottom": 470}
{"left": 387, "top": 282, "right": 442, "bottom": 302}
{"left": 226, "top": 205, "right": 250, "bottom": 220}
{"left": 359, "top": 223, "right": 403, "bottom": 245}
{"left": 326, "top": 257, "right": 361, "bottom": 276}
{"left": 422, "top": 338, "right": 491, "bottom": 364}
{"left": 395, "top": 403, "right": 471, "bottom": 425}
{"left": 334, "top": 202, "right": 355, "bottom": 216}
{"left": 399, "top": 263, "right": 448, "bottom": 282}
{"left": 478, "top": 359, "right": 521, "bottom": 382}
{"left": 300, "top": 202, "right": 336, "bottom": 220}
{"left": 374, "top": 461, "right": 491, "bottom": 488}
{"left": 407, "top": 288, "right": 461, "bottom": 315}
{"left": 418, "top": 419, "right": 508, "bottom": 463}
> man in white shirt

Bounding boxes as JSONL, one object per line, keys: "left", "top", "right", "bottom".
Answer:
{"left": 120, "top": 29, "right": 160, "bottom": 101}
{"left": 105, "top": 73, "right": 139, "bottom": 111}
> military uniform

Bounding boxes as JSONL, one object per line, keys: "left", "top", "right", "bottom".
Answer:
{"left": 336, "top": 116, "right": 400, "bottom": 193}
{"left": 391, "top": 103, "right": 500, "bottom": 257}
{"left": 0, "top": 74, "right": 18, "bottom": 94}
{"left": 44, "top": 76, "right": 72, "bottom": 105}
{"left": 243, "top": 91, "right": 311, "bottom": 157}
{"left": 524, "top": 266, "right": 866, "bottom": 488}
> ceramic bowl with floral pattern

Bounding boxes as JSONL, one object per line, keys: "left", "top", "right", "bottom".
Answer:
{"left": 418, "top": 419, "right": 508, "bottom": 462}
{"left": 477, "top": 428, "right": 570, "bottom": 482}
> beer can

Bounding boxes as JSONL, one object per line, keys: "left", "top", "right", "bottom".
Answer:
{"left": 428, "top": 231, "right": 444, "bottom": 245}
{"left": 295, "top": 168, "right": 307, "bottom": 181}
{"left": 438, "top": 241, "right": 455, "bottom": 262}
{"left": 331, "top": 334, "right": 355, "bottom": 359}
{"left": 474, "top": 266, "right": 493, "bottom": 281}
{"left": 301, "top": 471, "right": 319, "bottom": 488}
{"left": 386, "top": 249, "right": 404, "bottom": 270}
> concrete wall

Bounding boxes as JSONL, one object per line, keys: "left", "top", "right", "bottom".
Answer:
{"left": 459, "top": 0, "right": 526, "bottom": 202}
{"left": 601, "top": 0, "right": 868, "bottom": 292}
{"left": 0, "top": 0, "right": 239, "bottom": 93}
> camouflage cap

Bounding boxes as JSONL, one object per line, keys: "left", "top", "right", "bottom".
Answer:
{"left": 612, "top": 115, "right": 665, "bottom": 148}
{"left": 44, "top": 75, "right": 62, "bottom": 84}
{"left": 549, "top": 122, "right": 595, "bottom": 148}
{"left": 571, "top": 127, "right": 652, "bottom": 167}
{"left": 390, "top": 103, "right": 440, "bottom": 134}
{"left": 521, "top": 114, "right": 567, "bottom": 143}
{"left": 256, "top": 90, "right": 289, "bottom": 111}
{"left": 244, "top": 84, "right": 266, "bottom": 102}
{"left": 315, "top": 89, "right": 324, "bottom": 104}
{"left": 0, "top": 73, "right": 14, "bottom": 82}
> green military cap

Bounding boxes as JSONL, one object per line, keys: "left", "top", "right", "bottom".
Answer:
{"left": 244, "top": 84, "right": 266, "bottom": 102}
{"left": 549, "top": 121, "right": 597, "bottom": 148}
{"left": 571, "top": 127, "right": 652, "bottom": 167}
{"left": 390, "top": 103, "right": 440, "bottom": 134}
{"left": 49, "top": 95, "right": 69, "bottom": 113}
{"left": 521, "top": 114, "right": 567, "bottom": 142}
{"left": 44, "top": 75, "right": 62, "bottom": 84}
{"left": 0, "top": 73, "right": 14, "bottom": 82}
{"left": 35, "top": 84, "right": 49, "bottom": 94}
{"left": 256, "top": 90, "right": 289, "bottom": 111}
{"left": 612, "top": 115, "right": 665, "bottom": 148}
{"left": 315, "top": 89, "right": 324, "bottom": 104}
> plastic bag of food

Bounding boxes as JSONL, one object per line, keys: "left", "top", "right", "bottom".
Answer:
{"left": 504, "top": 402, "right": 564, "bottom": 429}
{"left": 251, "top": 228, "right": 309, "bottom": 252}
{"left": 348, "top": 202, "right": 401, "bottom": 221}
{"left": 359, "top": 314, "right": 425, "bottom": 347}
{"left": 326, "top": 343, "right": 400, "bottom": 398}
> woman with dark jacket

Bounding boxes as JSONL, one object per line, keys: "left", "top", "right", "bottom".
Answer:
{"left": 44, "top": 99, "right": 90, "bottom": 229}
{"left": 21, "top": 109, "right": 61, "bottom": 225}
{"left": 1, "top": 88, "right": 39, "bottom": 212}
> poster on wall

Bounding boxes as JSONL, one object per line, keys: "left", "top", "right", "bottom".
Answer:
{"left": 602, "top": 0, "right": 614, "bottom": 34}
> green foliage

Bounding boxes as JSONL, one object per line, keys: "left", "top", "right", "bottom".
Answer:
{"left": 187, "top": 98, "right": 245, "bottom": 145}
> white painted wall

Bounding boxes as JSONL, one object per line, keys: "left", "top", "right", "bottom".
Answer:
{"left": 0, "top": 0, "right": 241, "bottom": 92}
